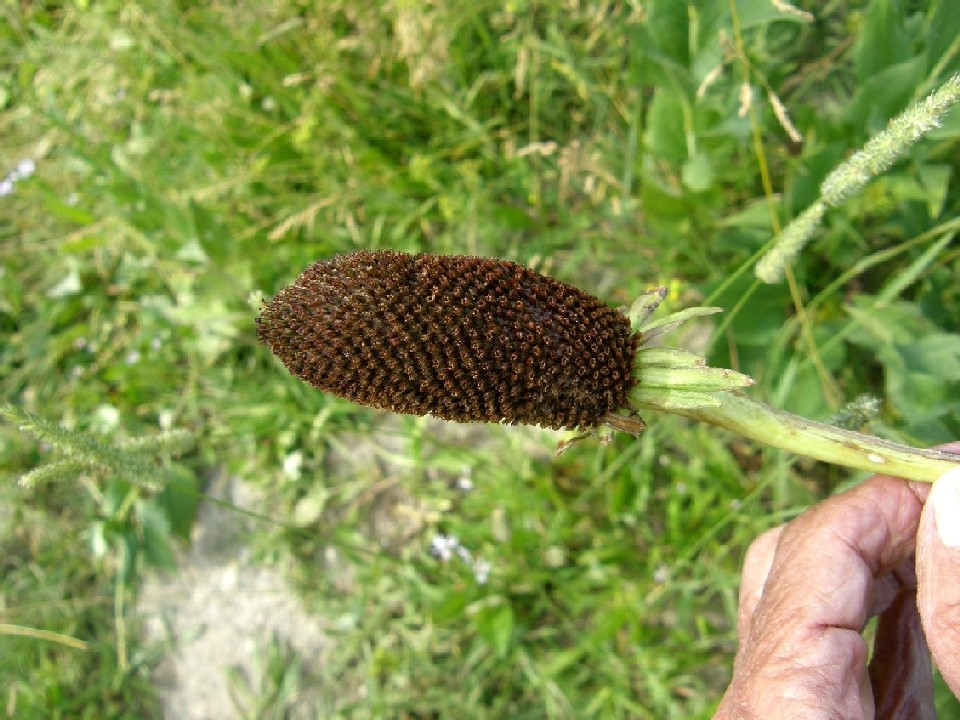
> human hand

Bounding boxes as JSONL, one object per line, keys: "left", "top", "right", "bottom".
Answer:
{"left": 715, "top": 444, "right": 960, "bottom": 720}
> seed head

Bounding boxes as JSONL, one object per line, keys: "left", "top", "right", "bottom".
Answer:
{"left": 256, "top": 251, "right": 638, "bottom": 430}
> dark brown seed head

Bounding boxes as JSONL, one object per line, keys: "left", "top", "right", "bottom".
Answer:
{"left": 256, "top": 251, "right": 638, "bottom": 430}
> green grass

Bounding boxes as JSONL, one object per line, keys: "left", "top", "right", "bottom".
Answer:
{"left": 2, "top": 0, "right": 960, "bottom": 717}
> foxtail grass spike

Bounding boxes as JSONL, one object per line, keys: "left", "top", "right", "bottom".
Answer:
{"left": 257, "top": 251, "right": 639, "bottom": 430}
{"left": 820, "top": 73, "right": 960, "bottom": 207}
{"left": 755, "top": 201, "right": 826, "bottom": 284}
{"left": 1, "top": 402, "right": 192, "bottom": 491}
{"left": 757, "top": 73, "right": 960, "bottom": 284}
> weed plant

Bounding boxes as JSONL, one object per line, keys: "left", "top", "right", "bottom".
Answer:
{"left": 2, "top": 1, "right": 960, "bottom": 718}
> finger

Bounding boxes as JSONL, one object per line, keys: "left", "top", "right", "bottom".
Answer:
{"left": 737, "top": 526, "right": 783, "bottom": 639}
{"left": 917, "top": 464, "right": 960, "bottom": 698}
{"left": 720, "top": 474, "right": 927, "bottom": 717}
{"left": 868, "top": 560, "right": 935, "bottom": 720}
{"left": 757, "top": 474, "right": 924, "bottom": 635}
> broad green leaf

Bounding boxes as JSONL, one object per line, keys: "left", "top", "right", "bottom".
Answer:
{"left": 844, "top": 298, "right": 933, "bottom": 349}
{"left": 926, "top": 1, "right": 960, "bottom": 74}
{"left": 475, "top": 602, "right": 514, "bottom": 659}
{"left": 645, "top": 85, "right": 688, "bottom": 162}
{"left": 137, "top": 499, "right": 178, "bottom": 571}
{"left": 681, "top": 152, "right": 715, "bottom": 192}
{"left": 899, "top": 335, "right": 960, "bottom": 381}
{"left": 916, "top": 164, "right": 952, "bottom": 218}
{"left": 156, "top": 466, "right": 201, "bottom": 541}
{"left": 854, "top": 0, "right": 910, "bottom": 81}
{"left": 849, "top": 57, "right": 926, "bottom": 130}
{"left": 647, "top": 0, "right": 689, "bottom": 66}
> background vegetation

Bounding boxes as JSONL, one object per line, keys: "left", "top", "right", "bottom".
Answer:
{"left": 2, "top": 0, "right": 959, "bottom": 717}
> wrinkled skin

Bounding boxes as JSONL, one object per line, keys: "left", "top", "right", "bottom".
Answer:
{"left": 716, "top": 443, "right": 960, "bottom": 720}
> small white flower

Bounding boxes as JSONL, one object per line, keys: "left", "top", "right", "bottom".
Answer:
{"left": 283, "top": 450, "right": 303, "bottom": 479}
{"left": 151, "top": 336, "right": 162, "bottom": 351}
{"left": 430, "top": 533, "right": 457, "bottom": 562}
{"left": 0, "top": 180, "right": 13, "bottom": 197}
{"left": 473, "top": 558, "right": 491, "bottom": 585}
{"left": 125, "top": 350, "right": 141, "bottom": 364}
{"left": 455, "top": 471, "right": 474, "bottom": 492}
{"left": 653, "top": 564, "right": 670, "bottom": 584}
{"left": 16, "top": 159, "right": 36, "bottom": 178}
{"left": 729, "top": 498, "right": 742, "bottom": 511}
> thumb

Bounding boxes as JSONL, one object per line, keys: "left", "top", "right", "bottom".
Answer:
{"left": 917, "top": 464, "right": 960, "bottom": 697}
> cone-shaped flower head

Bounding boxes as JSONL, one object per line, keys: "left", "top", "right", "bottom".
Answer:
{"left": 256, "top": 251, "right": 639, "bottom": 430}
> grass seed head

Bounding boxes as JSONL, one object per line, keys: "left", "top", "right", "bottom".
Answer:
{"left": 256, "top": 251, "right": 638, "bottom": 430}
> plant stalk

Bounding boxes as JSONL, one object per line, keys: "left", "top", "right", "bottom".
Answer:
{"left": 664, "top": 392, "right": 959, "bottom": 482}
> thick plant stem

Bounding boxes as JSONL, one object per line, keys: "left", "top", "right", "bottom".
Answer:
{"left": 667, "top": 393, "right": 959, "bottom": 482}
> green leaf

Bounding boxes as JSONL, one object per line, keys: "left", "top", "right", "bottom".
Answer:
{"left": 640, "top": 180, "right": 693, "bottom": 224}
{"left": 639, "top": 306, "right": 722, "bottom": 337}
{"left": 681, "top": 153, "right": 715, "bottom": 192}
{"left": 899, "top": 335, "right": 960, "bottom": 381}
{"left": 916, "top": 163, "right": 952, "bottom": 218}
{"left": 926, "top": 0, "right": 960, "bottom": 73}
{"left": 41, "top": 194, "right": 97, "bottom": 225}
{"left": 120, "top": 529, "right": 140, "bottom": 585}
{"left": 137, "top": 500, "right": 178, "bottom": 571}
{"left": 886, "top": 368, "right": 948, "bottom": 425}
{"left": 475, "top": 602, "right": 514, "bottom": 659}
{"left": 192, "top": 199, "right": 231, "bottom": 264}
{"left": 736, "top": 0, "right": 810, "bottom": 28}
{"left": 155, "top": 466, "right": 201, "bottom": 541}
{"left": 647, "top": 0, "right": 689, "bottom": 67}
{"left": 854, "top": 0, "right": 910, "bottom": 81}
{"left": 844, "top": 298, "right": 933, "bottom": 349}
{"left": 849, "top": 57, "right": 926, "bottom": 130}
{"left": 708, "top": 278, "right": 790, "bottom": 346}
{"left": 779, "top": 363, "right": 832, "bottom": 420}
{"left": 645, "top": 85, "right": 688, "bottom": 162}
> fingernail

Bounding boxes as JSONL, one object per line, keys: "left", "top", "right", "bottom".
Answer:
{"left": 931, "top": 466, "right": 960, "bottom": 548}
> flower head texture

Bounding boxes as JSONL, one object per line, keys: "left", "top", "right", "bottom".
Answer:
{"left": 256, "top": 251, "right": 638, "bottom": 430}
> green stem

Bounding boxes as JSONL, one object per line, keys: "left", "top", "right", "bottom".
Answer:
{"left": 666, "top": 392, "right": 959, "bottom": 482}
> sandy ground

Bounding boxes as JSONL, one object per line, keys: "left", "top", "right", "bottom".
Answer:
{"left": 136, "top": 418, "right": 551, "bottom": 718}
{"left": 138, "top": 472, "right": 328, "bottom": 720}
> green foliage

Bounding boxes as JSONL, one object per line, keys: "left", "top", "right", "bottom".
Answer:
{"left": 226, "top": 636, "right": 310, "bottom": 720}
{"left": 2, "top": 0, "right": 959, "bottom": 717}
{"left": 1, "top": 403, "right": 192, "bottom": 491}
{"left": 0, "top": 403, "right": 196, "bottom": 716}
